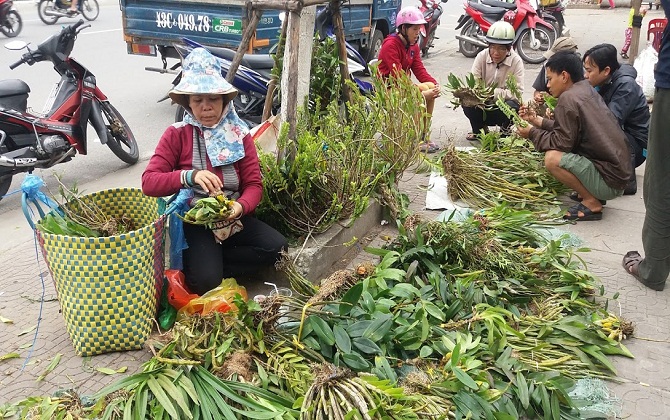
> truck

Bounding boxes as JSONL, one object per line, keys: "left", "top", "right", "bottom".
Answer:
{"left": 119, "top": 0, "right": 402, "bottom": 64}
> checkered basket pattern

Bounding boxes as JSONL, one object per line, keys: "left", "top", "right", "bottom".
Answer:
{"left": 36, "top": 188, "right": 166, "bottom": 357}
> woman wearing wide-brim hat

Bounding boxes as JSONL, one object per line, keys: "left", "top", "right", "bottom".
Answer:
{"left": 142, "top": 47, "right": 288, "bottom": 296}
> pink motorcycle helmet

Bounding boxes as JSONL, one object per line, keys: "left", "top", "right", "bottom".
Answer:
{"left": 396, "top": 6, "right": 427, "bottom": 36}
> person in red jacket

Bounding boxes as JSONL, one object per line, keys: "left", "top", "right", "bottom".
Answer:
{"left": 142, "top": 48, "right": 287, "bottom": 296}
{"left": 377, "top": 6, "right": 441, "bottom": 153}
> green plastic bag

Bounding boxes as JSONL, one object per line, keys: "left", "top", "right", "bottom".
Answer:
{"left": 157, "top": 277, "right": 177, "bottom": 330}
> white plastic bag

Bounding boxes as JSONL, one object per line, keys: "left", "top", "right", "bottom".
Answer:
{"left": 634, "top": 44, "right": 658, "bottom": 101}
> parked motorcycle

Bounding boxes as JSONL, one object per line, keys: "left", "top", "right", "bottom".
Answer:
{"left": 0, "top": 20, "right": 139, "bottom": 202}
{"left": 456, "top": 0, "right": 555, "bottom": 64}
{"left": 37, "top": 0, "right": 99, "bottom": 25}
{"left": 485, "top": 0, "right": 565, "bottom": 38}
{"left": 418, "top": 0, "right": 448, "bottom": 57}
{"left": 171, "top": 38, "right": 373, "bottom": 127}
{"left": 0, "top": 0, "right": 21, "bottom": 38}
{"left": 539, "top": 0, "right": 567, "bottom": 37}
{"left": 314, "top": 4, "right": 373, "bottom": 70}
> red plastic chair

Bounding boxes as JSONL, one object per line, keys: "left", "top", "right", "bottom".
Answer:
{"left": 647, "top": 18, "right": 668, "bottom": 52}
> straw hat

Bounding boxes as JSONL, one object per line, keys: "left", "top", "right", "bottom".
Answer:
{"left": 169, "top": 47, "right": 238, "bottom": 110}
{"left": 543, "top": 37, "right": 578, "bottom": 59}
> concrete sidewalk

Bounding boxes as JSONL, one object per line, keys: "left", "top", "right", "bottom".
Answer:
{"left": 1, "top": 6, "right": 669, "bottom": 418}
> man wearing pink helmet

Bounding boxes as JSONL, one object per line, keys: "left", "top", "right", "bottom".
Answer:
{"left": 377, "top": 6, "right": 441, "bottom": 153}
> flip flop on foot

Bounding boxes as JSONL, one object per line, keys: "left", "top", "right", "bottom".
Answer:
{"left": 563, "top": 202, "right": 602, "bottom": 221}
{"left": 622, "top": 251, "right": 665, "bottom": 291}
{"left": 568, "top": 192, "right": 606, "bottom": 205}
{"left": 465, "top": 133, "right": 478, "bottom": 142}
{"left": 419, "top": 141, "right": 440, "bottom": 154}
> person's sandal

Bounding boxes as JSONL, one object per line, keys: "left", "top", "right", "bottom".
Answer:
{"left": 419, "top": 141, "right": 440, "bottom": 154}
{"left": 568, "top": 192, "right": 606, "bottom": 205}
{"left": 622, "top": 251, "right": 665, "bottom": 291}
{"left": 620, "top": 52, "right": 629, "bottom": 59}
{"left": 563, "top": 202, "right": 602, "bottom": 221}
{"left": 465, "top": 133, "right": 478, "bottom": 141}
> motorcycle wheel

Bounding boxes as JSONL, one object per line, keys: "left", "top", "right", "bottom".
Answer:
{"left": 459, "top": 20, "right": 484, "bottom": 58}
{"left": 516, "top": 27, "right": 553, "bottom": 64}
{"left": 541, "top": 15, "right": 560, "bottom": 42}
{"left": 99, "top": 101, "right": 139, "bottom": 164}
{"left": 365, "top": 29, "right": 384, "bottom": 62}
{"left": 0, "top": 10, "right": 22, "bottom": 37}
{"left": 37, "top": 0, "right": 59, "bottom": 25}
{"left": 81, "top": 0, "right": 99, "bottom": 21}
{"left": 0, "top": 175, "right": 11, "bottom": 202}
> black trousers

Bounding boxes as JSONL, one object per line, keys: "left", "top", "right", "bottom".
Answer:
{"left": 626, "top": 132, "right": 646, "bottom": 168}
{"left": 182, "top": 215, "right": 288, "bottom": 295}
{"left": 462, "top": 100, "right": 519, "bottom": 134}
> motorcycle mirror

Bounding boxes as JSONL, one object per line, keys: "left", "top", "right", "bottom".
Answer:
{"left": 4, "top": 41, "right": 27, "bottom": 51}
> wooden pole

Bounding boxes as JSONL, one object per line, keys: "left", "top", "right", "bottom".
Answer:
{"left": 226, "top": 5, "right": 262, "bottom": 83}
{"left": 279, "top": 10, "right": 302, "bottom": 159}
{"left": 330, "top": 0, "right": 351, "bottom": 104}
{"left": 262, "top": 14, "right": 288, "bottom": 121}
{"left": 628, "top": 0, "right": 644, "bottom": 63}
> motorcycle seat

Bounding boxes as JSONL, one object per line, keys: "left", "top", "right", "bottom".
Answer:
{"left": 207, "top": 46, "right": 275, "bottom": 70}
{"left": 0, "top": 79, "right": 30, "bottom": 113}
{"left": 468, "top": 1, "right": 508, "bottom": 14}
{"left": 0, "top": 79, "right": 30, "bottom": 98}
{"left": 480, "top": 0, "right": 517, "bottom": 9}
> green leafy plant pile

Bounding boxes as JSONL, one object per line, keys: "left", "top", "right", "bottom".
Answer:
{"left": 36, "top": 180, "right": 135, "bottom": 237}
{"left": 3, "top": 207, "right": 633, "bottom": 419}
{"left": 275, "top": 208, "right": 633, "bottom": 418}
{"left": 257, "top": 69, "right": 428, "bottom": 239}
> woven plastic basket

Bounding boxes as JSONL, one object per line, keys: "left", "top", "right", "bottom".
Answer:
{"left": 37, "top": 188, "right": 166, "bottom": 356}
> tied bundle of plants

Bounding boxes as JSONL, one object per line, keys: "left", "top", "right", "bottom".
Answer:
{"left": 441, "top": 144, "right": 569, "bottom": 213}
{"left": 257, "top": 69, "right": 427, "bottom": 239}
{"left": 445, "top": 72, "right": 495, "bottom": 110}
{"left": 178, "top": 194, "right": 235, "bottom": 229}
{"left": 37, "top": 178, "right": 134, "bottom": 237}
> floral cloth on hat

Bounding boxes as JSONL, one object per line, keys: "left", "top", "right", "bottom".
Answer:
{"left": 184, "top": 104, "right": 249, "bottom": 167}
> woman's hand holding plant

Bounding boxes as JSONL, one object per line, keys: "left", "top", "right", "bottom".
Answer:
{"left": 193, "top": 170, "right": 223, "bottom": 194}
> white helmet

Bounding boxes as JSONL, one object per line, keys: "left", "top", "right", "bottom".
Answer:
{"left": 486, "top": 21, "right": 516, "bottom": 45}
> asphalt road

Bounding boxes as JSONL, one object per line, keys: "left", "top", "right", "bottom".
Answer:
{"left": 0, "top": 0, "right": 176, "bottom": 213}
